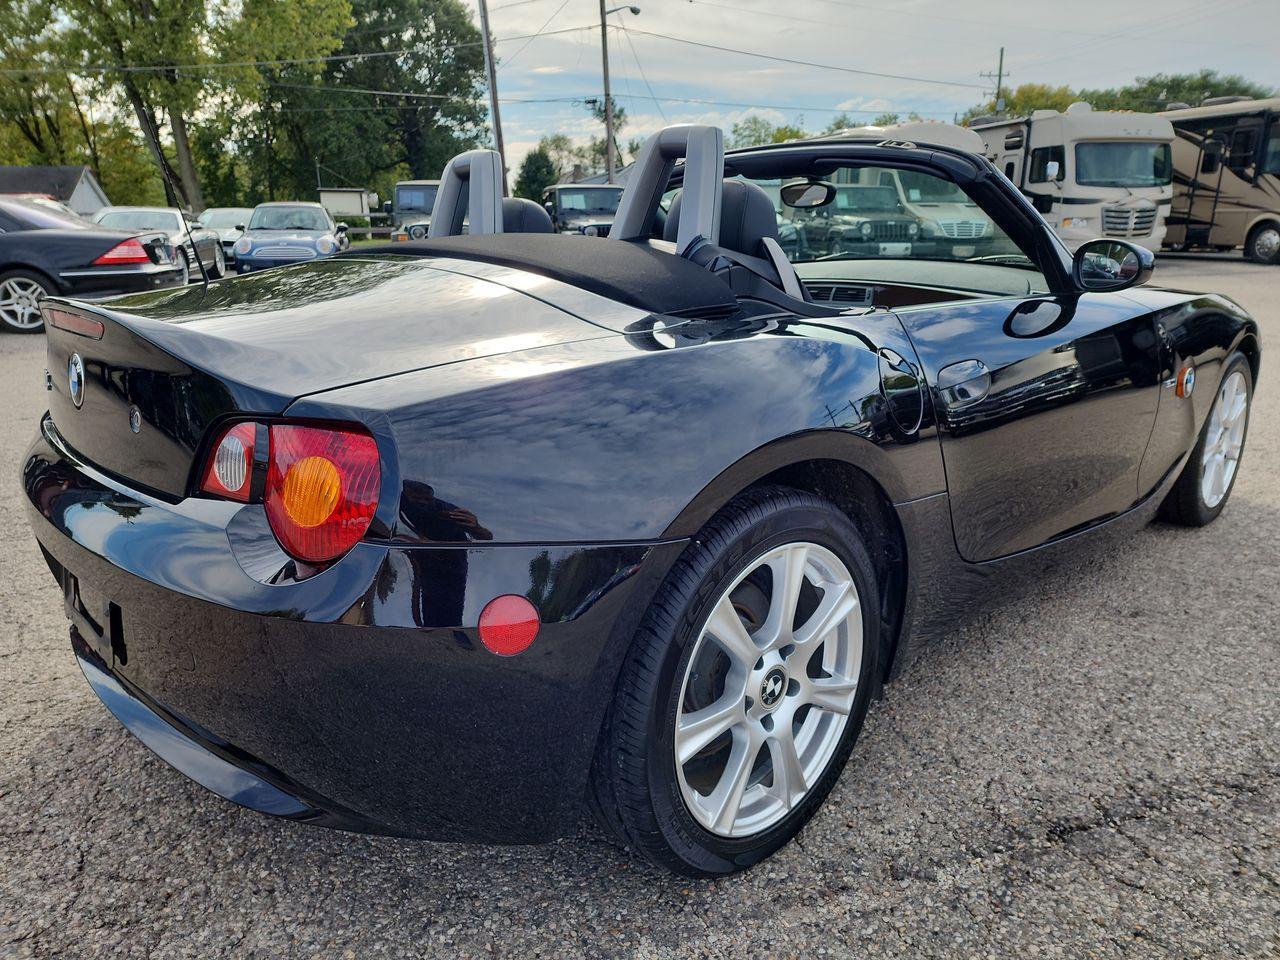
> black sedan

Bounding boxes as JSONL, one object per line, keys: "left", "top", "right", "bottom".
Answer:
{"left": 23, "top": 126, "right": 1258, "bottom": 876}
{"left": 92, "top": 206, "right": 225, "bottom": 283}
{"left": 0, "top": 198, "right": 183, "bottom": 333}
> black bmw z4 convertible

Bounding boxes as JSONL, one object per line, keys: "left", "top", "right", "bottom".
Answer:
{"left": 23, "top": 126, "right": 1259, "bottom": 876}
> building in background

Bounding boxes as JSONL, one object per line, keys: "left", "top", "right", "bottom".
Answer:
{"left": 0, "top": 165, "right": 110, "bottom": 216}
{"left": 971, "top": 103, "right": 1175, "bottom": 252}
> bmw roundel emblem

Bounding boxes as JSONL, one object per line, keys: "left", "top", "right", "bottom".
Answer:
{"left": 67, "top": 353, "right": 85, "bottom": 408}
{"left": 1177, "top": 365, "right": 1196, "bottom": 399}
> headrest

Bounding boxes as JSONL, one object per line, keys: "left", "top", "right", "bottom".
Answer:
{"left": 502, "top": 197, "right": 554, "bottom": 234}
{"left": 664, "top": 179, "right": 780, "bottom": 258}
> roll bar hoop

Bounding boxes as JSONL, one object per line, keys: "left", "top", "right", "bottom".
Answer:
{"left": 428, "top": 149, "right": 505, "bottom": 238}
{"left": 610, "top": 124, "right": 724, "bottom": 255}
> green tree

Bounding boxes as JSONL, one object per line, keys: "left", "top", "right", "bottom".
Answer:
{"left": 727, "top": 115, "right": 807, "bottom": 149}
{"left": 514, "top": 146, "right": 555, "bottom": 200}
{"left": 963, "top": 83, "right": 1077, "bottom": 123}
{"left": 872, "top": 112, "right": 900, "bottom": 126}
{"left": 1079, "top": 70, "right": 1276, "bottom": 111}
{"left": 58, "top": 0, "right": 351, "bottom": 209}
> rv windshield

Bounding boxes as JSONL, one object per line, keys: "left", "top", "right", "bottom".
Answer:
{"left": 1263, "top": 129, "right": 1280, "bottom": 175}
{"left": 892, "top": 170, "right": 975, "bottom": 205}
{"left": 1074, "top": 142, "right": 1172, "bottom": 187}
{"left": 555, "top": 188, "right": 622, "bottom": 213}
{"left": 396, "top": 184, "right": 438, "bottom": 212}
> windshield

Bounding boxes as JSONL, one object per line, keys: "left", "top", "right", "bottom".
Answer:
{"left": 396, "top": 184, "right": 438, "bottom": 212}
{"left": 248, "top": 206, "right": 330, "bottom": 231}
{"left": 199, "top": 208, "right": 252, "bottom": 228}
{"left": 96, "top": 209, "right": 181, "bottom": 232}
{"left": 1074, "top": 141, "right": 1172, "bottom": 187}
{"left": 834, "top": 186, "right": 901, "bottom": 214}
{"left": 555, "top": 188, "right": 622, "bottom": 214}
{"left": 1263, "top": 129, "right": 1280, "bottom": 175}
{"left": 891, "top": 170, "right": 975, "bottom": 205}
{"left": 0, "top": 199, "right": 92, "bottom": 229}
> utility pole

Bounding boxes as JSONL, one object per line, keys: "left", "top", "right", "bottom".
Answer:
{"left": 980, "top": 47, "right": 1008, "bottom": 113}
{"left": 477, "top": 0, "right": 508, "bottom": 195}
{"left": 599, "top": 0, "right": 615, "bottom": 183}
{"left": 598, "top": 5, "right": 640, "bottom": 183}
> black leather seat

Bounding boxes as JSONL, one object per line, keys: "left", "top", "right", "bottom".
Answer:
{"left": 664, "top": 179, "right": 807, "bottom": 300}
{"left": 502, "top": 197, "right": 554, "bottom": 234}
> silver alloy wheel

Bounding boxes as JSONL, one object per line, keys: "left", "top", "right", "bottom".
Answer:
{"left": 0, "top": 276, "right": 48, "bottom": 330}
{"left": 674, "top": 541, "right": 863, "bottom": 838}
{"left": 1253, "top": 227, "right": 1280, "bottom": 261}
{"left": 1200, "top": 370, "right": 1248, "bottom": 509}
{"left": 176, "top": 250, "right": 190, "bottom": 285}
{"left": 211, "top": 243, "right": 225, "bottom": 277}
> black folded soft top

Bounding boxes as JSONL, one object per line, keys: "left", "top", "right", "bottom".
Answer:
{"left": 352, "top": 233, "right": 737, "bottom": 318}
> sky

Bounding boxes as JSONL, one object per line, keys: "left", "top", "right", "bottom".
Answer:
{"left": 457, "top": 0, "right": 1279, "bottom": 172}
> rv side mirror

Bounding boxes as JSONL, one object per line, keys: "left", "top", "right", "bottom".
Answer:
{"left": 1030, "top": 193, "right": 1055, "bottom": 215}
{"left": 381, "top": 200, "right": 392, "bottom": 214}
{"left": 1201, "top": 143, "right": 1222, "bottom": 174}
{"left": 1073, "top": 239, "right": 1154, "bottom": 292}
{"left": 1044, "top": 160, "right": 1061, "bottom": 182}
{"left": 544, "top": 201, "right": 555, "bottom": 216}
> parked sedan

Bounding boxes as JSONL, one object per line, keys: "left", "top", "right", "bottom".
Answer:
{"left": 24, "top": 125, "right": 1258, "bottom": 876}
{"left": 233, "top": 202, "right": 348, "bottom": 273}
{"left": 92, "top": 206, "right": 223, "bottom": 283}
{"left": 0, "top": 197, "right": 181, "bottom": 333}
{"left": 196, "top": 207, "right": 253, "bottom": 265}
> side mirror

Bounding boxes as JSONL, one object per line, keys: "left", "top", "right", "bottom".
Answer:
{"left": 1031, "top": 193, "right": 1055, "bottom": 215}
{"left": 780, "top": 180, "right": 836, "bottom": 208}
{"left": 336, "top": 222, "right": 349, "bottom": 233}
{"left": 543, "top": 201, "right": 555, "bottom": 216}
{"left": 1073, "top": 238, "right": 1154, "bottom": 292}
{"left": 1201, "top": 142, "right": 1222, "bottom": 174}
{"left": 234, "top": 224, "right": 246, "bottom": 232}
{"left": 382, "top": 200, "right": 392, "bottom": 214}
{"left": 1045, "top": 159, "right": 1061, "bottom": 182}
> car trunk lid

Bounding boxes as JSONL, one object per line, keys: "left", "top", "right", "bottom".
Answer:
{"left": 42, "top": 257, "right": 613, "bottom": 500}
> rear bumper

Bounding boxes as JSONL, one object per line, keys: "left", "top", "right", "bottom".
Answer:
{"left": 24, "top": 416, "right": 685, "bottom": 841}
{"left": 57, "top": 262, "right": 186, "bottom": 299}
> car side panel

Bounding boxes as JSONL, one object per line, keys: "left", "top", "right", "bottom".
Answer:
{"left": 896, "top": 293, "right": 1164, "bottom": 562}
{"left": 286, "top": 316, "right": 947, "bottom": 545}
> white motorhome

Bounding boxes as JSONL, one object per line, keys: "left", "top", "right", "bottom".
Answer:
{"left": 971, "top": 102, "right": 1175, "bottom": 251}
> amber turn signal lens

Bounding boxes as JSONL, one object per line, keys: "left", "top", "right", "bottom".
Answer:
{"left": 264, "top": 423, "right": 380, "bottom": 565}
{"left": 478, "top": 595, "right": 540, "bottom": 656}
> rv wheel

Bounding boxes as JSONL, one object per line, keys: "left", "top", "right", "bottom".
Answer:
{"left": 1245, "top": 223, "right": 1280, "bottom": 264}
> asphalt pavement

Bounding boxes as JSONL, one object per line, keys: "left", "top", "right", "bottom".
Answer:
{"left": 1, "top": 256, "right": 1276, "bottom": 959}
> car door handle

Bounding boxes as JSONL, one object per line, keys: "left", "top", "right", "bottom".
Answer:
{"left": 936, "top": 359, "right": 991, "bottom": 409}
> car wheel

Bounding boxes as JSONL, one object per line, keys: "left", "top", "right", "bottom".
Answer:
{"left": 175, "top": 249, "right": 191, "bottom": 285}
{"left": 1159, "top": 352, "right": 1252, "bottom": 527}
{"left": 0, "top": 269, "right": 53, "bottom": 333}
{"left": 1244, "top": 223, "right": 1280, "bottom": 264}
{"left": 590, "top": 486, "right": 879, "bottom": 876}
{"left": 207, "top": 244, "right": 226, "bottom": 279}
{"left": 409, "top": 224, "right": 427, "bottom": 240}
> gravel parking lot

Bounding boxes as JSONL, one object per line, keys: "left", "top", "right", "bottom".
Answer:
{"left": 1, "top": 257, "right": 1276, "bottom": 959}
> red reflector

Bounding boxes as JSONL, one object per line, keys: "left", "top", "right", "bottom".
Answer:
{"left": 264, "top": 423, "right": 380, "bottom": 564}
{"left": 478, "top": 595, "right": 540, "bottom": 656}
{"left": 44, "top": 308, "right": 104, "bottom": 339}
{"left": 199, "top": 421, "right": 257, "bottom": 502}
{"left": 92, "top": 237, "right": 152, "bottom": 265}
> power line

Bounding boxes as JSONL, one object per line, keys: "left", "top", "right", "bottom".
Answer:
{"left": 498, "top": 0, "right": 572, "bottom": 70}
{"left": 618, "top": 26, "right": 987, "bottom": 90}
{"left": 620, "top": 16, "right": 665, "bottom": 120}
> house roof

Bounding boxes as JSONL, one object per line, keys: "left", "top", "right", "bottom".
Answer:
{"left": 0, "top": 165, "right": 91, "bottom": 201}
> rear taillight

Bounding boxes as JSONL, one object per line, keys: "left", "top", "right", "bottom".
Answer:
{"left": 93, "top": 238, "right": 152, "bottom": 265}
{"left": 199, "top": 420, "right": 380, "bottom": 564}
{"left": 44, "top": 307, "right": 104, "bottom": 339}
{"left": 200, "top": 422, "right": 257, "bottom": 502}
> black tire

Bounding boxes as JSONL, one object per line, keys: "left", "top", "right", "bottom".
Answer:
{"left": 1159, "top": 352, "right": 1253, "bottom": 527}
{"left": 0, "top": 268, "right": 54, "bottom": 333}
{"left": 1244, "top": 222, "right": 1280, "bottom": 264}
{"left": 589, "top": 486, "right": 880, "bottom": 876}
